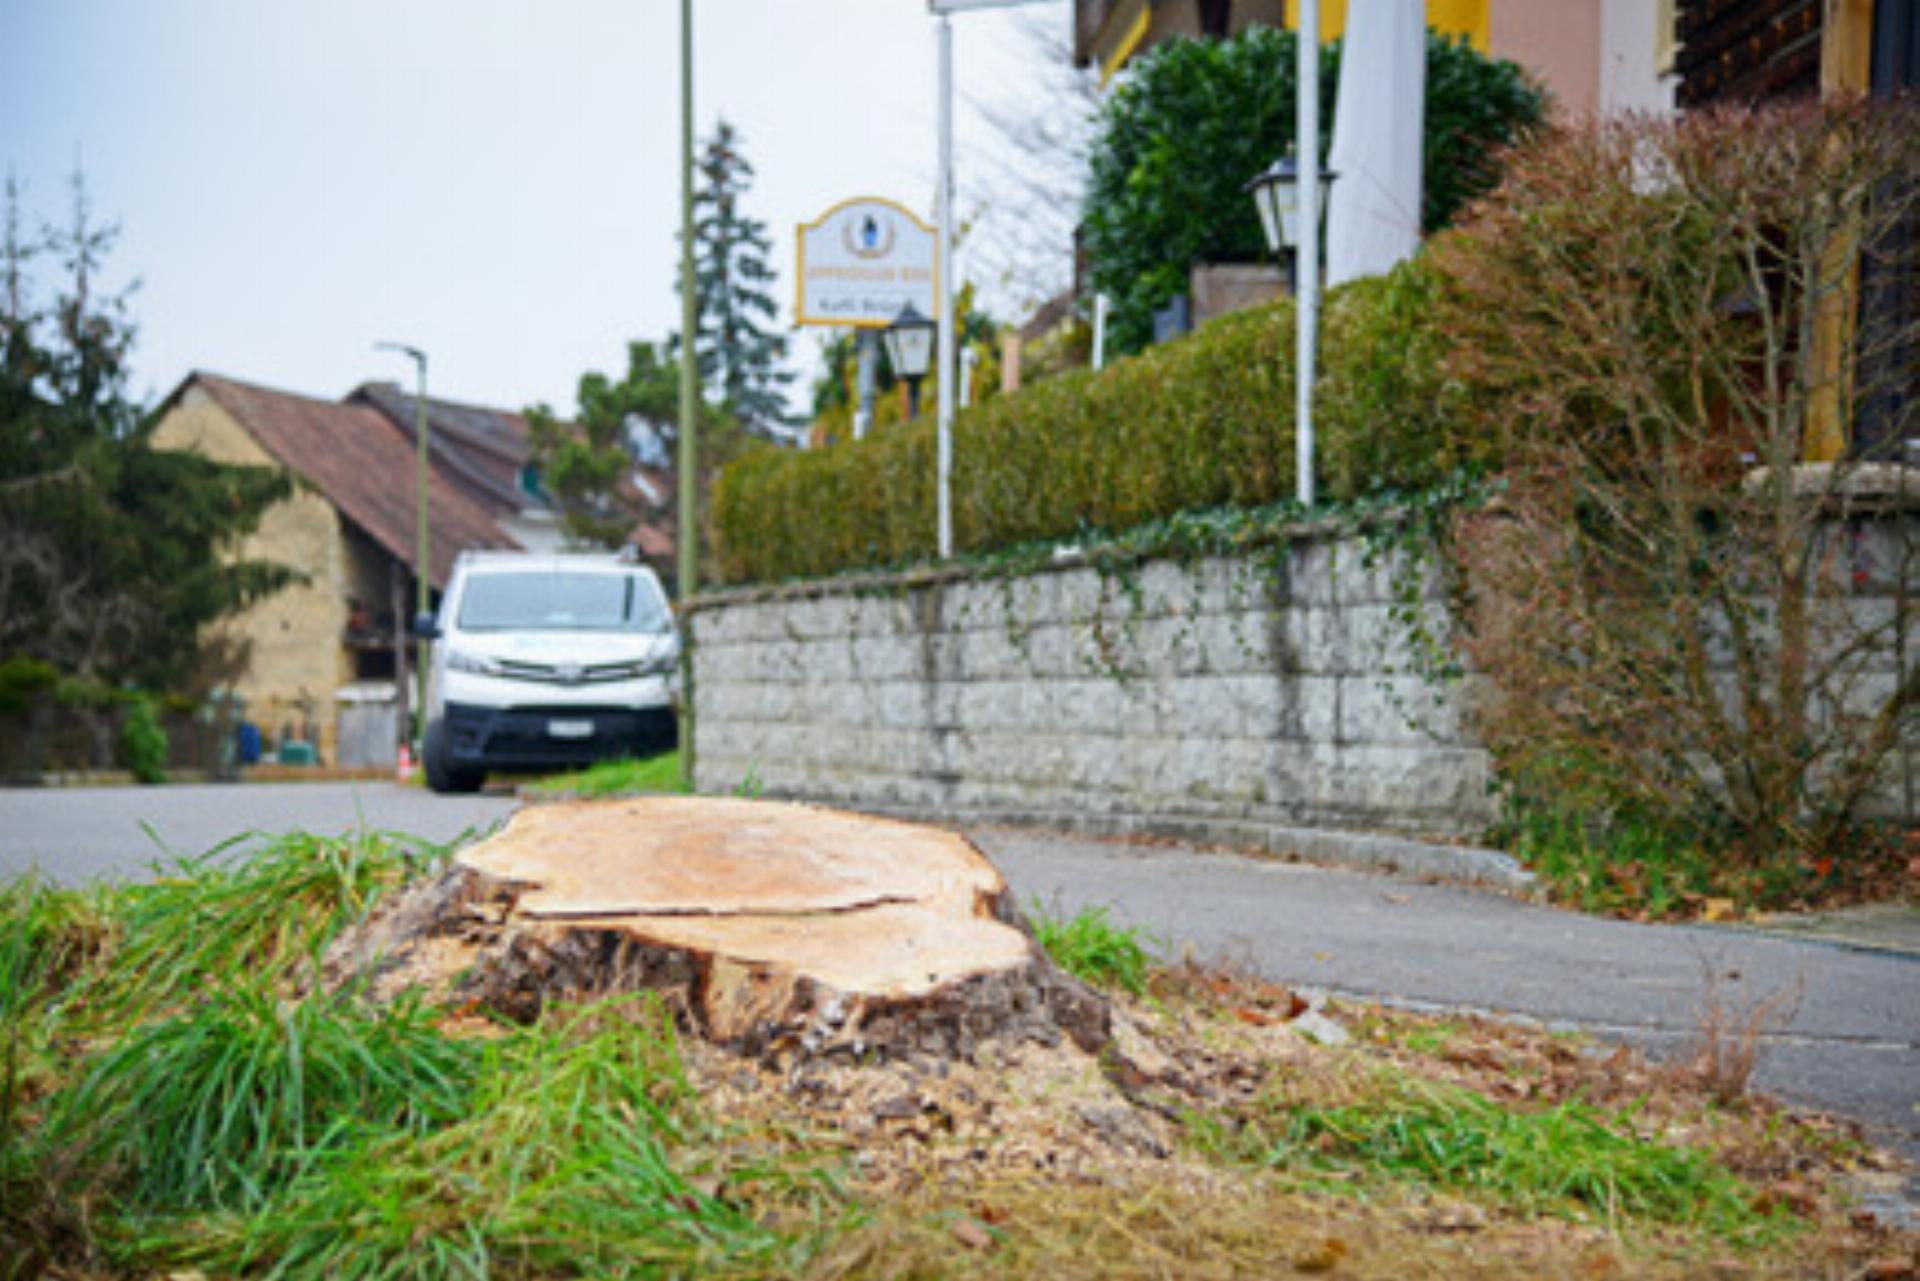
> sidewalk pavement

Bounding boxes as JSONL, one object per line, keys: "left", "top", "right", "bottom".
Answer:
{"left": 971, "top": 825, "right": 1920, "bottom": 1170}
{"left": 1739, "top": 903, "right": 1920, "bottom": 958}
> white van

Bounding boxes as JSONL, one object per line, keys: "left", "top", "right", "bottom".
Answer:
{"left": 416, "top": 551, "right": 678, "bottom": 793}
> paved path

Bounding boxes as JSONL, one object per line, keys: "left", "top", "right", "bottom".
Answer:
{"left": 0, "top": 782, "right": 518, "bottom": 883}
{"left": 974, "top": 827, "right": 1920, "bottom": 1161}
{"left": 4, "top": 784, "right": 1915, "bottom": 1161}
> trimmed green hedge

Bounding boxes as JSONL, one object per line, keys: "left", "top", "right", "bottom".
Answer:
{"left": 1317, "top": 257, "right": 1483, "bottom": 503}
{"left": 714, "top": 259, "right": 1465, "bottom": 585}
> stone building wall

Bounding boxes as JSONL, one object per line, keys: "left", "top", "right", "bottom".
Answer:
{"left": 151, "top": 386, "right": 349, "bottom": 760}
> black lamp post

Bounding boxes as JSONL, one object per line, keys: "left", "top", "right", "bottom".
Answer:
{"left": 881, "top": 302, "right": 936, "bottom": 421}
{"left": 1245, "top": 153, "right": 1337, "bottom": 290}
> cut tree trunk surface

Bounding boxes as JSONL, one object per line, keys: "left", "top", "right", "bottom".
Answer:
{"left": 326, "top": 797, "right": 1110, "bottom": 1062}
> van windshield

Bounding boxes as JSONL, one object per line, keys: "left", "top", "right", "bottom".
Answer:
{"left": 456, "top": 571, "right": 671, "bottom": 633}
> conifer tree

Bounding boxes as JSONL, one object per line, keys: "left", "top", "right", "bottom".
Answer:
{"left": 688, "top": 120, "right": 793, "bottom": 439}
{"left": 0, "top": 173, "right": 290, "bottom": 690}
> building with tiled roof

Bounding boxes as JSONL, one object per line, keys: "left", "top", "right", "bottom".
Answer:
{"left": 344, "top": 381, "right": 565, "bottom": 552}
{"left": 151, "top": 371, "right": 590, "bottom": 766}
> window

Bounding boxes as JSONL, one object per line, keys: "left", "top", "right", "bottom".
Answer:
{"left": 457, "top": 572, "right": 670, "bottom": 633}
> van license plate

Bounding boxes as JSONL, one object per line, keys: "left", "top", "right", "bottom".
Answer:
{"left": 548, "top": 719, "right": 594, "bottom": 739}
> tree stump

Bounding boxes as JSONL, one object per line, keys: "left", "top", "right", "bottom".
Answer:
{"left": 325, "top": 797, "right": 1111, "bottom": 1062}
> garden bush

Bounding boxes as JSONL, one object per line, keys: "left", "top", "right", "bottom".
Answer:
{"left": 716, "top": 300, "right": 1294, "bottom": 583}
{"left": 1316, "top": 256, "right": 1482, "bottom": 502}
{"left": 1431, "top": 99, "right": 1919, "bottom": 884}
{"left": 0, "top": 657, "right": 58, "bottom": 715}
{"left": 1082, "top": 27, "right": 1545, "bottom": 354}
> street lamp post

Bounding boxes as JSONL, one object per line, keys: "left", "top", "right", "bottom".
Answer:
{"left": 927, "top": 0, "right": 1051, "bottom": 559}
{"left": 1294, "top": 0, "right": 1323, "bottom": 509}
{"left": 1246, "top": 154, "right": 1337, "bottom": 283}
{"left": 882, "top": 303, "right": 936, "bottom": 420}
{"left": 1246, "top": 158, "right": 1337, "bottom": 507}
{"left": 374, "top": 341, "right": 430, "bottom": 743}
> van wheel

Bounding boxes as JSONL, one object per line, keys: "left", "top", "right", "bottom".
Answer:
{"left": 423, "top": 719, "right": 484, "bottom": 794}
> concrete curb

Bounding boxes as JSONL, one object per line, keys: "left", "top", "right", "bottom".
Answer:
{"left": 797, "top": 797, "right": 1536, "bottom": 892}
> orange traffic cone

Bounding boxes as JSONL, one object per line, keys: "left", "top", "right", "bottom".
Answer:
{"left": 397, "top": 744, "right": 416, "bottom": 783}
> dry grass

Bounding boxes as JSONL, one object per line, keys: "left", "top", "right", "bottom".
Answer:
{"left": 1677, "top": 958, "right": 1806, "bottom": 1104}
{"left": 671, "top": 962, "right": 1915, "bottom": 1279}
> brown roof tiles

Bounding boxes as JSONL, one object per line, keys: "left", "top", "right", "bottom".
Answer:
{"left": 188, "top": 372, "right": 517, "bottom": 589}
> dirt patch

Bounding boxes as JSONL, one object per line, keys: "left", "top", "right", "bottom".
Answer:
{"left": 638, "top": 962, "right": 1919, "bottom": 1277}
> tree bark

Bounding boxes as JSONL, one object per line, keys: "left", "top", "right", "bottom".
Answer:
{"left": 325, "top": 797, "right": 1111, "bottom": 1063}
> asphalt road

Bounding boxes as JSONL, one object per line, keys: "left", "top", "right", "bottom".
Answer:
{"left": 0, "top": 781, "right": 518, "bottom": 882}
{"left": 4, "top": 782, "right": 1915, "bottom": 1161}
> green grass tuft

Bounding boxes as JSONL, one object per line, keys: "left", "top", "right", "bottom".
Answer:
{"left": 0, "top": 876, "right": 115, "bottom": 1030}
{"left": 1210, "top": 1069, "right": 1792, "bottom": 1243}
{"left": 1, "top": 878, "right": 125, "bottom": 1277}
{"left": 93, "top": 828, "right": 449, "bottom": 1019}
{"left": 1029, "top": 902, "right": 1157, "bottom": 995}
{"left": 166, "top": 997, "right": 831, "bottom": 1278}
{"left": 524, "top": 750, "right": 687, "bottom": 799}
{"left": 52, "top": 983, "right": 478, "bottom": 1211}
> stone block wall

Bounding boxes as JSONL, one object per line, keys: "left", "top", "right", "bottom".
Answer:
{"left": 689, "top": 535, "right": 1497, "bottom": 838}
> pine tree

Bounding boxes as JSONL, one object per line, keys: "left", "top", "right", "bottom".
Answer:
{"left": 0, "top": 173, "right": 291, "bottom": 690}
{"left": 688, "top": 120, "right": 792, "bottom": 439}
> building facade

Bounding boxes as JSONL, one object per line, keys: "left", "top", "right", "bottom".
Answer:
{"left": 1075, "top": 0, "right": 1678, "bottom": 116}
{"left": 152, "top": 372, "right": 544, "bottom": 766}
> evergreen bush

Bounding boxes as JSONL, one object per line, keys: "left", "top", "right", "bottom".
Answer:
{"left": 715, "top": 271, "right": 1488, "bottom": 585}
{"left": 118, "top": 697, "right": 168, "bottom": 785}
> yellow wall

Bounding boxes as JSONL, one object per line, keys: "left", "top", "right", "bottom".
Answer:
{"left": 1284, "top": 0, "right": 1490, "bottom": 48}
{"left": 151, "top": 386, "right": 352, "bottom": 761}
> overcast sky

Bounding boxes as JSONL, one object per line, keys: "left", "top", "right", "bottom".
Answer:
{"left": 0, "top": 1, "right": 1072, "bottom": 419}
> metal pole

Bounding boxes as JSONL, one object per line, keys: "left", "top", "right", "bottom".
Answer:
{"left": 1296, "top": 0, "right": 1320, "bottom": 509}
{"left": 854, "top": 330, "right": 877, "bottom": 440}
{"left": 391, "top": 563, "right": 407, "bottom": 758}
{"left": 412, "top": 358, "right": 430, "bottom": 735}
{"left": 376, "top": 340, "right": 429, "bottom": 745}
{"left": 676, "top": 0, "right": 700, "bottom": 784}
{"left": 935, "top": 12, "right": 955, "bottom": 559}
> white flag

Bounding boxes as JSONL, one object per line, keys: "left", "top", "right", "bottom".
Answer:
{"left": 1327, "top": 0, "right": 1426, "bottom": 286}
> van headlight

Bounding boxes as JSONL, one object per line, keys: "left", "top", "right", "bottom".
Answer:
{"left": 601, "top": 654, "right": 676, "bottom": 680}
{"left": 446, "top": 647, "right": 502, "bottom": 676}
{"left": 625, "top": 642, "right": 680, "bottom": 679}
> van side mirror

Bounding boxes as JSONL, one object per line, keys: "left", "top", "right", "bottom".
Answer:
{"left": 413, "top": 611, "right": 440, "bottom": 640}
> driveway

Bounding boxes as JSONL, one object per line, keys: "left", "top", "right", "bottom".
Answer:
{"left": 4, "top": 783, "right": 1914, "bottom": 1162}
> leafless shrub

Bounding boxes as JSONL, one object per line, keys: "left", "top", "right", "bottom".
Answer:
{"left": 1433, "top": 99, "right": 1919, "bottom": 871}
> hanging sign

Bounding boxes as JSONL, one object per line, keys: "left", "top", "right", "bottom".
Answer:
{"left": 795, "top": 197, "right": 938, "bottom": 328}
